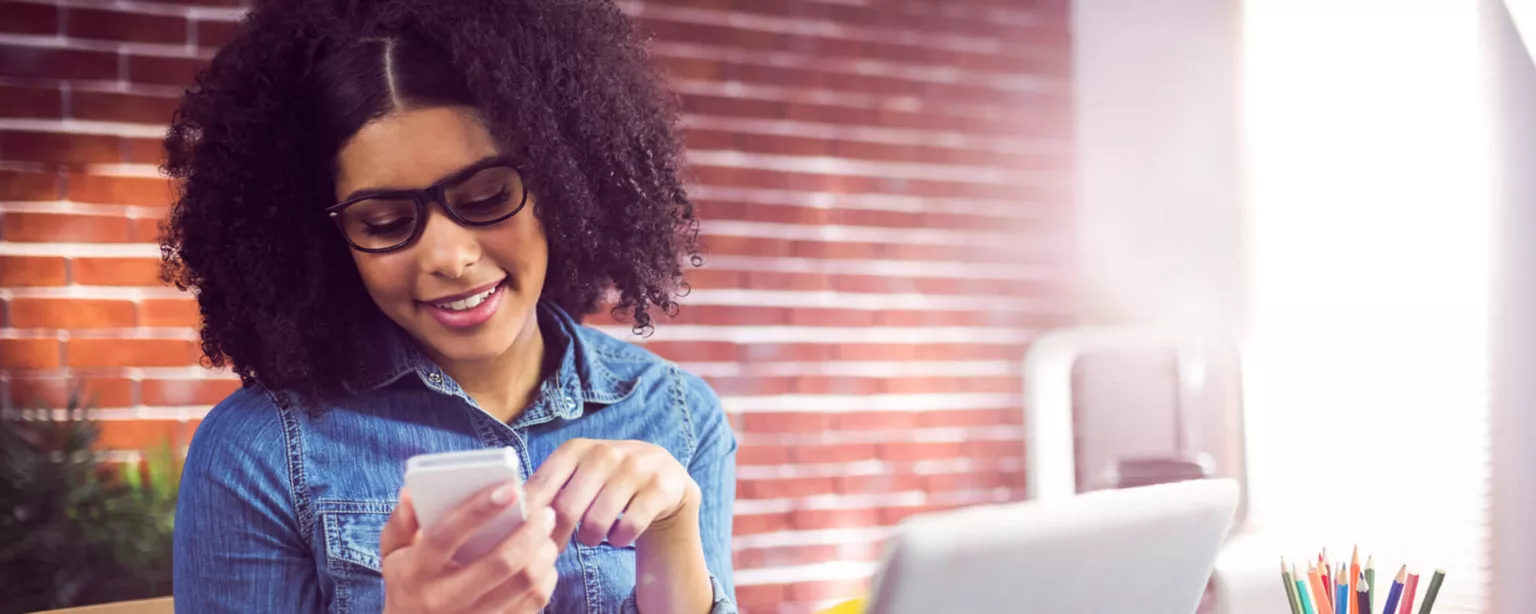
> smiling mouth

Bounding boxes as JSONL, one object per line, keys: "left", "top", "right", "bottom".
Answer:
{"left": 424, "top": 279, "right": 506, "bottom": 312}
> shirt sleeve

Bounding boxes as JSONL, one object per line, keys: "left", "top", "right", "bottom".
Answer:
{"left": 173, "top": 388, "right": 325, "bottom": 613}
{"left": 688, "top": 374, "right": 740, "bottom": 614}
{"left": 622, "top": 371, "right": 740, "bottom": 614}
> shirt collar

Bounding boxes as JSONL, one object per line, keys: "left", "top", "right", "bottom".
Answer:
{"left": 341, "top": 299, "right": 636, "bottom": 423}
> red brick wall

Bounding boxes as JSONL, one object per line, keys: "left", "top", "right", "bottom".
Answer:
{"left": 0, "top": 0, "right": 1074, "bottom": 611}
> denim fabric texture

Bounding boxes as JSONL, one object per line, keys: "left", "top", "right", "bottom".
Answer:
{"left": 173, "top": 300, "right": 738, "bottom": 614}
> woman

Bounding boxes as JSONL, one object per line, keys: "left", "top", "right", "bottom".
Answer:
{"left": 163, "top": 0, "right": 736, "bottom": 612}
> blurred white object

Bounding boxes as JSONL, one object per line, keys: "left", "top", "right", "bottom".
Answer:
{"left": 1023, "top": 327, "right": 1283, "bottom": 614}
{"left": 868, "top": 479, "right": 1239, "bottom": 614}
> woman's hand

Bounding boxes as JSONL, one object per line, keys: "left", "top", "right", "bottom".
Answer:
{"left": 524, "top": 438, "right": 702, "bottom": 550}
{"left": 379, "top": 484, "right": 559, "bottom": 614}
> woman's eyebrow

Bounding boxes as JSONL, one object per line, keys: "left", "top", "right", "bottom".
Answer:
{"left": 339, "top": 155, "right": 502, "bottom": 202}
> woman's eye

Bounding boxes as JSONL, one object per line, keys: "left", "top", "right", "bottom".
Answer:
{"left": 362, "top": 218, "right": 413, "bottom": 236}
{"left": 456, "top": 189, "right": 511, "bottom": 213}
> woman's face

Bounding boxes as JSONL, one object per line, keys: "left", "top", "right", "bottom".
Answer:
{"left": 333, "top": 105, "right": 548, "bottom": 365}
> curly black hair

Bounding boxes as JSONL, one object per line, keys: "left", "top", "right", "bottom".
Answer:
{"left": 161, "top": 0, "right": 698, "bottom": 402}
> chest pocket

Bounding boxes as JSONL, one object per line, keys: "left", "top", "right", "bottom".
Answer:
{"left": 318, "top": 500, "right": 391, "bottom": 614}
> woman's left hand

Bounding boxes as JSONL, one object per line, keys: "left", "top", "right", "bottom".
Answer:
{"left": 523, "top": 438, "right": 702, "bottom": 550}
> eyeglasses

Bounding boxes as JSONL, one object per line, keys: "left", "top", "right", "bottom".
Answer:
{"left": 326, "top": 157, "right": 529, "bottom": 253}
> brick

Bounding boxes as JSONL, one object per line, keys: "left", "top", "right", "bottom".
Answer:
{"left": 736, "top": 444, "right": 790, "bottom": 466}
{"left": 67, "top": 173, "right": 173, "bottom": 207}
{"left": 141, "top": 378, "right": 238, "bottom": 406}
{"left": 733, "top": 584, "right": 784, "bottom": 611}
{"left": 661, "top": 304, "right": 786, "bottom": 326}
{"left": 124, "top": 137, "right": 165, "bottom": 164}
{"left": 918, "top": 409, "right": 1017, "bottom": 428}
{"left": 0, "top": 338, "right": 61, "bottom": 369}
{"left": 833, "top": 411, "right": 920, "bottom": 431}
{"left": 126, "top": 55, "right": 205, "bottom": 87}
{"left": 787, "top": 308, "right": 874, "bottom": 327}
{"left": 737, "top": 476, "right": 835, "bottom": 500}
{"left": 0, "top": 84, "right": 62, "bottom": 118}
{"left": 642, "top": 341, "right": 736, "bottom": 362}
{"left": 792, "top": 376, "right": 880, "bottom": 395}
{"left": 741, "top": 271, "right": 831, "bottom": 291}
{"left": 139, "top": 298, "right": 199, "bottom": 327}
{"left": 0, "top": 212, "right": 133, "bottom": 243}
{"left": 732, "top": 512, "right": 788, "bottom": 535}
{"left": 790, "top": 507, "right": 876, "bottom": 530}
{"left": 879, "top": 441, "right": 960, "bottom": 462}
{"left": 0, "top": 2, "right": 58, "bottom": 34}
{"left": 835, "top": 473, "right": 924, "bottom": 494}
{"left": 676, "top": 93, "right": 780, "bottom": 119}
{"left": 0, "top": 130, "right": 123, "bottom": 166}
{"left": 95, "top": 419, "right": 186, "bottom": 450}
{"left": 6, "top": 298, "right": 136, "bottom": 328}
{"left": 787, "top": 578, "right": 868, "bottom": 603}
{"left": 129, "top": 216, "right": 162, "bottom": 242}
{"left": 0, "top": 169, "right": 61, "bottom": 200}
{"left": 6, "top": 376, "right": 133, "bottom": 409}
{"left": 737, "top": 132, "right": 829, "bottom": 157}
{"left": 72, "top": 91, "right": 180, "bottom": 124}
{"left": 193, "top": 19, "right": 242, "bottom": 48}
{"left": 66, "top": 338, "right": 198, "bottom": 368}
{"left": 0, "top": 256, "right": 67, "bottom": 286}
{"left": 679, "top": 268, "right": 740, "bottom": 290}
{"left": 66, "top": 9, "right": 187, "bottom": 45}
{"left": 924, "top": 469, "right": 1007, "bottom": 492}
{"left": 741, "top": 412, "right": 830, "bottom": 433}
{"left": 790, "top": 443, "right": 877, "bottom": 464}
{"left": 72, "top": 257, "right": 164, "bottom": 286}
{"left": 0, "top": 44, "right": 118, "bottom": 80}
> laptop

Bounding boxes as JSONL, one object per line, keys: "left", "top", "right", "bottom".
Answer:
{"left": 867, "top": 479, "right": 1239, "bottom": 614}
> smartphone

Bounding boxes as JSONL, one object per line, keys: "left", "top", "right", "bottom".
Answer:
{"left": 404, "top": 447, "right": 527, "bottom": 563}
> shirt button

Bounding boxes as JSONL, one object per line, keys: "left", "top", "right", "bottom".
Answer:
{"left": 428, "top": 372, "right": 442, "bottom": 384}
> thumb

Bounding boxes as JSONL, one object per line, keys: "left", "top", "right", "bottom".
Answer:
{"left": 380, "top": 488, "right": 420, "bottom": 556}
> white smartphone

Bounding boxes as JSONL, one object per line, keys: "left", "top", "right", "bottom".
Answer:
{"left": 404, "top": 447, "right": 528, "bottom": 563}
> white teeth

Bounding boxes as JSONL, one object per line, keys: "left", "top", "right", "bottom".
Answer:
{"left": 434, "top": 285, "right": 498, "bottom": 311}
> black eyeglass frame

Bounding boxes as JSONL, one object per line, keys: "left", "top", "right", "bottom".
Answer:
{"left": 325, "top": 157, "right": 530, "bottom": 253}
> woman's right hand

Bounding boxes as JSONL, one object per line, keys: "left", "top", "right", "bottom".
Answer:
{"left": 379, "top": 483, "right": 559, "bottom": 613}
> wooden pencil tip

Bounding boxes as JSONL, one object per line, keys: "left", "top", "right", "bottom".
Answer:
{"left": 1366, "top": 555, "right": 1374, "bottom": 567}
{"left": 1359, "top": 578, "right": 1371, "bottom": 591}
{"left": 1435, "top": 568, "right": 1447, "bottom": 575}
{"left": 1395, "top": 565, "right": 1408, "bottom": 581}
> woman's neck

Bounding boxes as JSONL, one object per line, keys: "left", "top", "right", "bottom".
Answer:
{"left": 433, "top": 312, "right": 547, "bottom": 423}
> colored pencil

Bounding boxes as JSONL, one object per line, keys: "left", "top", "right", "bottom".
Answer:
{"left": 1321, "top": 553, "right": 1334, "bottom": 611}
{"left": 1365, "top": 556, "right": 1376, "bottom": 614}
{"left": 1382, "top": 566, "right": 1406, "bottom": 614}
{"left": 1400, "top": 572, "right": 1420, "bottom": 614}
{"left": 1336, "top": 566, "right": 1350, "bottom": 614}
{"left": 1418, "top": 569, "right": 1445, "bottom": 614}
{"left": 1356, "top": 578, "right": 1370, "bottom": 614}
{"left": 1282, "top": 559, "right": 1303, "bottom": 614}
{"left": 1296, "top": 564, "right": 1317, "bottom": 614}
{"left": 1309, "top": 565, "right": 1336, "bottom": 614}
{"left": 1349, "top": 547, "right": 1361, "bottom": 614}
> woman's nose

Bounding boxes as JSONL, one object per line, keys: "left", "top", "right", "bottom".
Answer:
{"left": 414, "top": 206, "right": 481, "bottom": 280}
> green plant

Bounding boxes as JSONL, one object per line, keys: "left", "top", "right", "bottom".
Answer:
{"left": 0, "top": 394, "right": 180, "bottom": 613}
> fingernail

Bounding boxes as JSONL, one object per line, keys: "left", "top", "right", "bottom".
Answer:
{"left": 542, "top": 507, "right": 556, "bottom": 529}
{"left": 490, "top": 484, "right": 515, "bottom": 505}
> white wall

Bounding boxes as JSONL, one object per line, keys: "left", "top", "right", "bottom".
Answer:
{"left": 1486, "top": 1, "right": 1536, "bottom": 612}
{"left": 1070, "top": 0, "right": 1246, "bottom": 492}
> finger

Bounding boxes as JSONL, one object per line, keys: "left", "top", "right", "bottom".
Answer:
{"left": 461, "top": 517, "right": 561, "bottom": 612}
{"left": 577, "top": 476, "right": 642, "bottom": 547}
{"left": 504, "top": 557, "right": 560, "bottom": 614}
{"left": 419, "top": 480, "right": 522, "bottom": 568}
{"left": 550, "top": 448, "right": 625, "bottom": 548}
{"left": 605, "top": 487, "right": 669, "bottom": 548}
{"left": 442, "top": 507, "right": 557, "bottom": 600}
{"left": 524, "top": 439, "right": 591, "bottom": 508}
{"left": 380, "top": 489, "right": 420, "bottom": 557}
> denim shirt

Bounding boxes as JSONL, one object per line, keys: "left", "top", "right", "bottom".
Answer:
{"left": 173, "top": 300, "right": 738, "bottom": 614}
